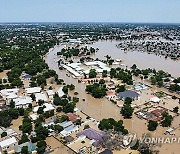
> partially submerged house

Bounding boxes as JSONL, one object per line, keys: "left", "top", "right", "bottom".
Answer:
{"left": 66, "top": 113, "right": 80, "bottom": 123}
{"left": 149, "top": 95, "right": 160, "bottom": 103}
{"left": 77, "top": 128, "right": 105, "bottom": 147}
{"left": 117, "top": 90, "right": 140, "bottom": 101}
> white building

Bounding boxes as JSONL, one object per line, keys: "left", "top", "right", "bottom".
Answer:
{"left": 13, "top": 96, "right": 32, "bottom": 108}
{"left": 7, "top": 93, "right": 18, "bottom": 101}
{"left": 25, "top": 87, "right": 41, "bottom": 94}
{"left": 46, "top": 90, "right": 55, "bottom": 99}
{"left": 60, "top": 125, "right": 78, "bottom": 137}
{"left": 35, "top": 92, "right": 48, "bottom": 102}
{"left": 0, "top": 89, "right": 19, "bottom": 102}
{"left": 5, "top": 129, "right": 18, "bottom": 137}
{"left": 57, "top": 87, "right": 65, "bottom": 97}
{"left": 149, "top": 96, "right": 160, "bottom": 103}
{"left": 33, "top": 103, "right": 55, "bottom": 113}
{"left": 0, "top": 137, "right": 18, "bottom": 151}
{"left": 29, "top": 113, "right": 38, "bottom": 121}
{"left": 62, "top": 64, "right": 82, "bottom": 77}
{"left": 0, "top": 89, "right": 19, "bottom": 97}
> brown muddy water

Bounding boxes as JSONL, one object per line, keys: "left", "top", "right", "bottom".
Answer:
{"left": 90, "top": 40, "right": 180, "bottom": 77}
{"left": 45, "top": 45, "right": 122, "bottom": 121}
{"left": 45, "top": 41, "right": 180, "bottom": 154}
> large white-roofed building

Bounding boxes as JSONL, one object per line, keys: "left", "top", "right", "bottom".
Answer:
{"left": 13, "top": 96, "right": 32, "bottom": 108}
{"left": 35, "top": 92, "right": 48, "bottom": 102}
{"left": 62, "top": 65, "right": 82, "bottom": 77}
{"left": 25, "top": 87, "right": 42, "bottom": 94}
{"left": 0, "top": 136, "right": 18, "bottom": 151}
{"left": 60, "top": 125, "right": 78, "bottom": 137}
{"left": 0, "top": 89, "right": 19, "bottom": 97}
{"left": 0, "top": 89, "right": 19, "bottom": 102}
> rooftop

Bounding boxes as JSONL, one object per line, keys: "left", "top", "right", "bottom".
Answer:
{"left": 77, "top": 128, "right": 105, "bottom": 144}
{"left": 35, "top": 92, "right": 48, "bottom": 102}
{"left": 66, "top": 113, "right": 80, "bottom": 123}
{"left": 14, "top": 142, "right": 36, "bottom": 153}
{"left": 25, "top": 87, "right": 42, "bottom": 94}
{"left": 117, "top": 90, "right": 140, "bottom": 99}
{"left": 0, "top": 137, "right": 17, "bottom": 148}
{"left": 13, "top": 96, "right": 32, "bottom": 106}
{"left": 33, "top": 103, "right": 55, "bottom": 113}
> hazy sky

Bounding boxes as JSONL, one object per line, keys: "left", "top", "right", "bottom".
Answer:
{"left": 0, "top": 0, "right": 180, "bottom": 23}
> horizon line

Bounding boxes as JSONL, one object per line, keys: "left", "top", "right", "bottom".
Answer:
{"left": 0, "top": 21, "right": 180, "bottom": 25}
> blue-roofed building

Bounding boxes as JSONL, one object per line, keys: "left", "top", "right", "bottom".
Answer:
{"left": 59, "top": 121, "right": 73, "bottom": 129}
{"left": 60, "top": 125, "right": 79, "bottom": 137}
{"left": 22, "top": 74, "right": 32, "bottom": 81}
{"left": 117, "top": 90, "right": 140, "bottom": 101}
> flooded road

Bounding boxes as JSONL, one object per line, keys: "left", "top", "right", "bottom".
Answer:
{"left": 45, "top": 41, "right": 180, "bottom": 154}
{"left": 45, "top": 40, "right": 180, "bottom": 122}
{"left": 90, "top": 40, "right": 180, "bottom": 77}
{"left": 45, "top": 45, "right": 122, "bottom": 121}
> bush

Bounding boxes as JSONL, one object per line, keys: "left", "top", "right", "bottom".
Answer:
{"left": 1, "top": 132, "right": 7, "bottom": 138}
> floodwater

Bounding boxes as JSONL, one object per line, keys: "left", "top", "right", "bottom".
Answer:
{"left": 45, "top": 46, "right": 122, "bottom": 121}
{"left": 45, "top": 41, "right": 180, "bottom": 154}
{"left": 45, "top": 43, "right": 154, "bottom": 138}
{"left": 89, "top": 40, "right": 180, "bottom": 77}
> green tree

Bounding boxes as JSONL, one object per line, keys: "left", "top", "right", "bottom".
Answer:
{"left": 89, "top": 69, "right": 97, "bottom": 78}
{"left": 56, "top": 107, "right": 62, "bottom": 112}
{"left": 37, "top": 107, "right": 44, "bottom": 114}
{"left": 30, "top": 93, "right": 35, "bottom": 101}
{"left": 173, "top": 106, "right": 179, "bottom": 113}
{"left": 60, "top": 115, "right": 69, "bottom": 122}
{"left": 9, "top": 100, "right": 15, "bottom": 108}
{"left": 75, "top": 119, "right": 82, "bottom": 125}
{"left": 124, "top": 97, "right": 132, "bottom": 104}
{"left": 18, "top": 134, "right": 29, "bottom": 144}
{"left": 19, "top": 117, "right": 32, "bottom": 134}
{"left": 54, "top": 125, "right": 63, "bottom": 133}
{"left": 121, "top": 104, "right": 134, "bottom": 118}
{"left": 62, "top": 86, "right": 68, "bottom": 94}
{"left": 150, "top": 77, "right": 157, "bottom": 85}
{"left": 21, "top": 146, "right": 29, "bottom": 154}
{"left": 116, "top": 85, "right": 126, "bottom": 93}
{"left": 1, "top": 132, "right": 7, "bottom": 138}
{"left": 38, "top": 100, "right": 45, "bottom": 106}
{"left": 147, "top": 120, "right": 158, "bottom": 131}
{"left": 161, "top": 112, "right": 173, "bottom": 127}
{"left": 102, "top": 70, "right": 107, "bottom": 77}
{"left": 84, "top": 124, "right": 90, "bottom": 130}
{"left": 99, "top": 79, "right": 105, "bottom": 85}
{"left": 37, "top": 140, "right": 47, "bottom": 154}
{"left": 68, "top": 84, "right": 75, "bottom": 90}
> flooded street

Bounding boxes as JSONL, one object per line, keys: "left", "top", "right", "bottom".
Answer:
{"left": 45, "top": 41, "right": 180, "bottom": 123}
{"left": 45, "top": 41, "right": 180, "bottom": 153}
{"left": 45, "top": 46, "right": 122, "bottom": 121}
